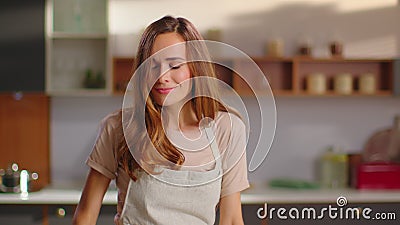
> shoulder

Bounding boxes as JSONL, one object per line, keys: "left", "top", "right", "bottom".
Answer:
{"left": 214, "top": 111, "right": 246, "bottom": 150}
{"left": 101, "top": 110, "right": 122, "bottom": 128}
{"left": 99, "top": 110, "right": 124, "bottom": 137}
{"left": 214, "top": 111, "right": 245, "bottom": 133}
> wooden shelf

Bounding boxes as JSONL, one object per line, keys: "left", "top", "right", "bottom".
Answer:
{"left": 235, "top": 57, "right": 394, "bottom": 97}
{"left": 112, "top": 57, "right": 236, "bottom": 95}
{"left": 112, "top": 57, "right": 396, "bottom": 97}
{"left": 293, "top": 58, "right": 393, "bottom": 95}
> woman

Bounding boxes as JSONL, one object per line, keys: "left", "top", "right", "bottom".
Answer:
{"left": 73, "top": 15, "right": 249, "bottom": 225}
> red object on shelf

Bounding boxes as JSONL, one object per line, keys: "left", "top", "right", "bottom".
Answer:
{"left": 356, "top": 162, "right": 400, "bottom": 189}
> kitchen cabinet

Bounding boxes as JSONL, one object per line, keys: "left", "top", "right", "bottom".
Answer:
{"left": 0, "top": 187, "right": 117, "bottom": 224}
{"left": 0, "top": 93, "right": 50, "bottom": 191}
{"left": 44, "top": 205, "right": 115, "bottom": 225}
{"left": 0, "top": 0, "right": 45, "bottom": 92}
{"left": 1, "top": 187, "right": 399, "bottom": 225}
{"left": 45, "top": 0, "right": 111, "bottom": 96}
{"left": 0, "top": 205, "right": 114, "bottom": 225}
{"left": 0, "top": 205, "right": 42, "bottom": 225}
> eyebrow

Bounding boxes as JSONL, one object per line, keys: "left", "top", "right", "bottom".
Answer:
{"left": 152, "top": 56, "right": 185, "bottom": 64}
{"left": 165, "top": 57, "right": 185, "bottom": 61}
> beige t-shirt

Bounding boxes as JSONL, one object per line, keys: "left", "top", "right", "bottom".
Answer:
{"left": 86, "top": 110, "right": 249, "bottom": 215}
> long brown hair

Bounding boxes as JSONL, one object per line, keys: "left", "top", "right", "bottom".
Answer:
{"left": 118, "top": 15, "right": 229, "bottom": 181}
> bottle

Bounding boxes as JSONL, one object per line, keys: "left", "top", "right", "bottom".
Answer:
{"left": 331, "top": 152, "right": 349, "bottom": 188}
{"left": 319, "top": 146, "right": 348, "bottom": 189}
{"left": 320, "top": 148, "right": 335, "bottom": 188}
{"left": 388, "top": 115, "right": 400, "bottom": 162}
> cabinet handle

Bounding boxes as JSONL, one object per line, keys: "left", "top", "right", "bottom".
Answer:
{"left": 56, "top": 207, "right": 66, "bottom": 218}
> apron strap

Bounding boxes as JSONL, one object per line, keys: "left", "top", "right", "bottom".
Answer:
{"left": 203, "top": 126, "right": 222, "bottom": 170}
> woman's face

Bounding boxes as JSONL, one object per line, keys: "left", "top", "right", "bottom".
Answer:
{"left": 150, "top": 32, "right": 191, "bottom": 106}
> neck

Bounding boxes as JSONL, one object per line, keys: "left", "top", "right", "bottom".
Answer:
{"left": 162, "top": 100, "right": 198, "bottom": 131}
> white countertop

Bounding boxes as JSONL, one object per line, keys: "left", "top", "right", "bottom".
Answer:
{"left": 1, "top": 185, "right": 400, "bottom": 205}
{"left": 242, "top": 186, "right": 400, "bottom": 204}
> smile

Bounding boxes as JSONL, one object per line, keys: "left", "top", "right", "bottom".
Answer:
{"left": 154, "top": 87, "right": 175, "bottom": 94}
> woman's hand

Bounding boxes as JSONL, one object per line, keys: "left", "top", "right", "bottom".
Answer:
{"left": 72, "top": 168, "right": 111, "bottom": 225}
{"left": 218, "top": 192, "right": 245, "bottom": 225}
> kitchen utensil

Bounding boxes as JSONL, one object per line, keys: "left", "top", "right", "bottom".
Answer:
{"left": 330, "top": 41, "right": 343, "bottom": 57}
{"left": 363, "top": 115, "right": 400, "bottom": 162}
{"left": 0, "top": 163, "right": 38, "bottom": 193}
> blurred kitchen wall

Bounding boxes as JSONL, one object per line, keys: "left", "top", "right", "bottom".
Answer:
{"left": 109, "top": 0, "right": 400, "bottom": 57}
{"left": 51, "top": 0, "right": 400, "bottom": 186}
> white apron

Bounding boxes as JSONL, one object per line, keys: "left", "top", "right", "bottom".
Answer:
{"left": 119, "top": 127, "right": 222, "bottom": 225}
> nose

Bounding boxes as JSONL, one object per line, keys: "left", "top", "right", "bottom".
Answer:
{"left": 157, "top": 64, "right": 171, "bottom": 83}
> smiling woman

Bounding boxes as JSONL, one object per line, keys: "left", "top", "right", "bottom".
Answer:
{"left": 73, "top": 15, "right": 249, "bottom": 225}
{"left": 149, "top": 32, "right": 192, "bottom": 106}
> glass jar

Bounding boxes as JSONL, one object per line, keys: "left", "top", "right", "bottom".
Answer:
{"left": 320, "top": 147, "right": 349, "bottom": 189}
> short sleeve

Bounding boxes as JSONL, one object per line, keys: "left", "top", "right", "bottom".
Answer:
{"left": 217, "top": 113, "right": 250, "bottom": 198}
{"left": 86, "top": 111, "right": 121, "bottom": 180}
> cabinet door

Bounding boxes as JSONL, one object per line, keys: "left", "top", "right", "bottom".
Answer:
{"left": 46, "top": 205, "right": 74, "bottom": 225}
{"left": 0, "top": 0, "right": 45, "bottom": 92}
{"left": 46, "top": 0, "right": 110, "bottom": 96}
{"left": 0, "top": 93, "right": 50, "bottom": 191}
{"left": 46, "top": 205, "right": 115, "bottom": 225}
{"left": 0, "top": 205, "right": 43, "bottom": 225}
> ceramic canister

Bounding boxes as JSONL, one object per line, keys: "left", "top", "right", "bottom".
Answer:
{"left": 307, "top": 73, "right": 327, "bottom": 94}
{"left": 334, "top": 73, "right": 353, "bottom": 95}
{"left": 266, "top": 39, "right": 284, "bottom": 57}
{"left": 359, "top": 73, "right": 376, "bottom": 94}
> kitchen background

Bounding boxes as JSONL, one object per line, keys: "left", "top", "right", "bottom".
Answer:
{"left": 51, "top": 0, "right": 400, "bottom": 187}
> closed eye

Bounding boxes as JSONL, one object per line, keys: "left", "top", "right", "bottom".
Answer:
{"left": 170, "top": 62, "right": 184, "bottom": 70}
{"left": 170, "top": 64, "right": 181, "bottom": 70}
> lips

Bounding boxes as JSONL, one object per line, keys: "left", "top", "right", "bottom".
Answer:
{"left": 154, "top": 87, "right": 175, "bottom": 94}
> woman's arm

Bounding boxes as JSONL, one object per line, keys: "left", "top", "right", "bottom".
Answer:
{"left": 72, "top": 168, "right": 111, "bottom": 225}
{"left": 218, "top": 192, "right": 245, "bottom": 225}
